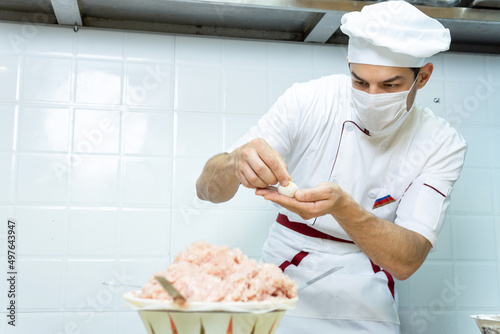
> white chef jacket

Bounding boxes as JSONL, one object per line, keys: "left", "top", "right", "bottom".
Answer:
{"left": 228, "top": 74, "right": 467, "bottom": 333}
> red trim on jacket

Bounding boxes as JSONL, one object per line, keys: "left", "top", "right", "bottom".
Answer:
{"left": 423, "top": 183, "right": 446, "bottom": 197}
{"left": 312, "top": 120, "right": 369, "bottom": 226}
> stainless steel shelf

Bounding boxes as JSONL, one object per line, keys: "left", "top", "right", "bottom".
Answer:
{"left": 0, "top": 0, "right": 499, "bottom": 54}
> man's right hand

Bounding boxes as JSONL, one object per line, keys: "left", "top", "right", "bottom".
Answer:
{"left": 231, "top": 138, "right": 290, "bottom": 189}
{"left": 197, "top": 138, "right": 290, "bottom": 203}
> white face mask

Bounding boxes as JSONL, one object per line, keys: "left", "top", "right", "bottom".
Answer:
{"left": 351, "top": 75, "right": 419, "bottom": 134}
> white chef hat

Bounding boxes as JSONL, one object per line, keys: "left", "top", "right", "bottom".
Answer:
{"left": 340, "top": 0, "right": 451, "bottom": 67}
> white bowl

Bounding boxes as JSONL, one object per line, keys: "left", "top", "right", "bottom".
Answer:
{"left": 124, "top": 291, "right": 298, "bottom": 334}
{"left": 471, "top": 315, "right": 500, "bottom": 334}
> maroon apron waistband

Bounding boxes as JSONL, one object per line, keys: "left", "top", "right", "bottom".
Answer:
{"left": 276, "top": 213, "right": 355, "bottom": 244}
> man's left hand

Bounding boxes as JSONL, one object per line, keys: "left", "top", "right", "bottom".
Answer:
{"left": 255, "top": 182, "right": 346, "bottom": 220}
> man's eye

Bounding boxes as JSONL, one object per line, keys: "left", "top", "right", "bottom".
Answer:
{"left": 355, "top": 81, "right": 367, "bottom": 86}
{"left": 384, "top": 84, "right": 398, "bottom": 88}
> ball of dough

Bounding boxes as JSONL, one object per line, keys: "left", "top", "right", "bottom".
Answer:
{"left": 278, "top": 181, "right": 298, "bottom": 198}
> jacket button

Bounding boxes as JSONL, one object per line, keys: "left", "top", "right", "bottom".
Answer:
{"left": 346, "top": 124, "right": 353, "bottom": 131}
{"left": 332, "top": 177, "right": 339, "bottom": 184}
{"left": 381, "top": 142, "right": 389, "bottom": 150}
{"left": 368, "top": 191, "right": 377, "bottom": 199}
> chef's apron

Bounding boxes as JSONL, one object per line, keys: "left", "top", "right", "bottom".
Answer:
{"left": 262, "top": 217, "right": 401, "bottom": 334}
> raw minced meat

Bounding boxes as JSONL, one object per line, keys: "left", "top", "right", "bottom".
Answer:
{"left": 137, "top": 241, "right": 298, "bottom": 302}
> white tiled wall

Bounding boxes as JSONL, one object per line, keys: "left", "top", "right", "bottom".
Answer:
{"left": 0, "top": 20, "right": 498, "bottom": 333}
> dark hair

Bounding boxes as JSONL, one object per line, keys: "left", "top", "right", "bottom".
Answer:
{"left": 349, "top": 63, "right": 421, "bottom": 79}
{"left": 410, "top": 67, "right": 420, "bottom": 79}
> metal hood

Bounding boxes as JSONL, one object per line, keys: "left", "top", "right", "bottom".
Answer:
{"left": 1, "top": 0, "right": 499, "bottom": 54}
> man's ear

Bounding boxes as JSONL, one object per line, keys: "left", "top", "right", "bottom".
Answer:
{"left": 417, "top": 63, "right": 434, "bottom": 89}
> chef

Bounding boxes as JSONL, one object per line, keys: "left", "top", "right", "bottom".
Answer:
{"left": 196, "top": 1, "right": 467, "bottom": 332}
